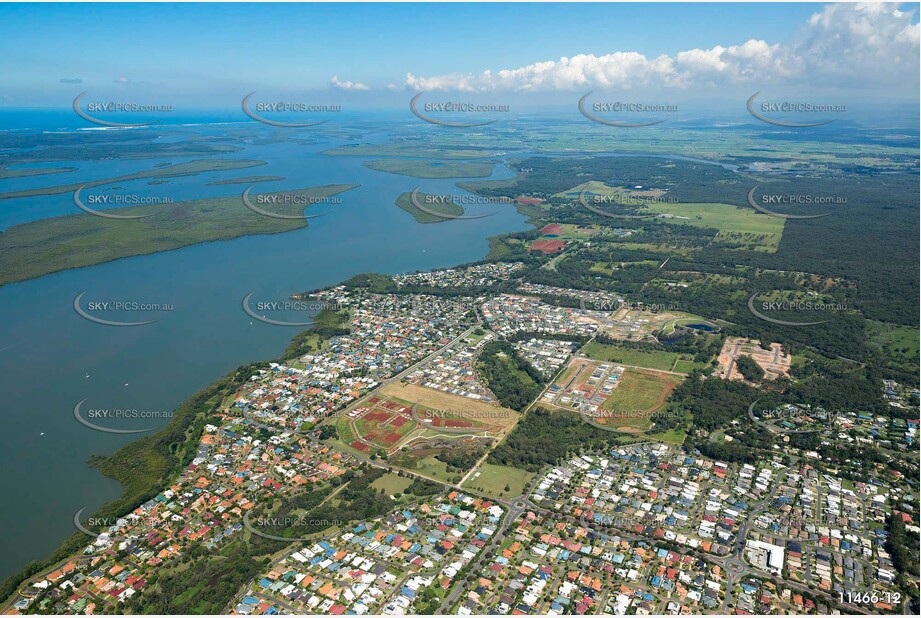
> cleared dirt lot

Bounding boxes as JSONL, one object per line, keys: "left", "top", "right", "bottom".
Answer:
{"left": 378, "top": 382, "right": 519, "bottom": 433}
{"left": 718, "top": 337, "right": 791, "bottom": 381}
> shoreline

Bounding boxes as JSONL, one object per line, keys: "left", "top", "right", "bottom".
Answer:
{"left": 0, "top": 309, "right": 349, "bottom": 606}
{"left": 0, "top": 183, "right": 359, "bottom": 287}
{"left": 0, "top": 194, "right": 541, "bottom": 605}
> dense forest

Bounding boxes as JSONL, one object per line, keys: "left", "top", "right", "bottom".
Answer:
{"left": 885, "top": 511, "right": 921, "bottom": 603}
{"left": 476, "top": 340, "right": 545, "bottom": 410}
{"left": 468, "top": 156, "right": 917, "bottom": 376}
{"left": 435, "top": 444, "right": 487, "bottom": 473}
{"left": 488, "top": 407, "right": 634, "bottom": 472}
{"left": 734, "top": 354, "right": 765, "bottom": 382}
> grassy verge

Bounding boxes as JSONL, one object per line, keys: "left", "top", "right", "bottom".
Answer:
{"left": 462, "top": 463, "right": 533, "bottom": 499}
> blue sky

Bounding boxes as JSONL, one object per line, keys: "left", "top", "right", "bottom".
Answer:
{"left": 0, "top": 3, "right": 918, "bottom": 106}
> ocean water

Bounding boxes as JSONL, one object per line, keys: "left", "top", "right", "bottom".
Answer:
{"left": 0, "top": 115, "right": 531, "bottom": 579}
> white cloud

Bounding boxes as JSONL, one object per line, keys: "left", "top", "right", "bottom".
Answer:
{"left": 796, "top": 2, "right": 920, "bottom": 87}
{"left": 330, "top": 75, "right": 370, "bottom": 91}
{"left": 113, "top": 76, "right": 131, "bottom": 84}
{"left": 401, "top": 3, "right": 918, "bottom": 92}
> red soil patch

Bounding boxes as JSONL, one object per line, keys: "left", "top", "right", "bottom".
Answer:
{"left": 531, "top": 239, "right": 565, "bottom": 254}
{"left": 365, "top": 411, "right": 393, "bottom": 423}
{"left": 517, "top": 196, "right": 544, "bottom": 206}
{"left": 431, "top": 417, "right": 473, "bottom": 428}
{"left": 350, "top": 441, "right": 369, "bottom": 452}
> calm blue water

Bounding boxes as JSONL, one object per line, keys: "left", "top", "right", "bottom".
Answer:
{"left": 683, "top": 323, "right": 717, "bottom": 332}
{"left": 0, "top": 116, "right": 530, "bottom": 580}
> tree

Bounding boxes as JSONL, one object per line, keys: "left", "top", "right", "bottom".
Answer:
{"left": 734, "top": 355, "right": 765, "bottom": 382}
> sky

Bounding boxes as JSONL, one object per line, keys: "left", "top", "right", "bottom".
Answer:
{"left": 0, "top": 2, "right": 918, "bottom": 108}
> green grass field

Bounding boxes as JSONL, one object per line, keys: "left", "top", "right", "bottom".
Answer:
{"left": 866, "top": 320, "right": 920, "bottom": 373}
{"left": 463, "top": 463, "right": 534, "bottom": 499}
{"left": 644, "top": 201, "right": 786, "bottom": 252}
{"left": 601, "top": 369, "right": 683, "bottom": 418}
{"left": 583, "top": 341, "right": 704, "bottom": 373}
{"left": 589, "top": 262, "right": 616, "bottom": 275}
{"left": 371, "top": 473, "right": 414, "bottom": 496}
{"left": 672, "top": 359, "right": 704, "bottom": 374}
{"left": 645, "top": 427, "right": 687, "bottom": 445}
{"left": 615, "top": 242, "right": 697, "bottom": 256}
{"left": 401, "top": 455, "right": 462, "bottom": 484}
{"left": 364, "top": 159, "right": 494, "bottom": 179}
{"left": 332, "top": 417, "right": 356, "bottom": 444}
{"left": 553, "top": 180, "right": 624, "bottom": 200}
{"left": 555, "top": 361, "right": 581, "bottom": 387}
{"left": 590, "top": 260, "right": 658, "bottom": 275}
{"left": 288, "top": 336, "right": 321, "bottom": 363}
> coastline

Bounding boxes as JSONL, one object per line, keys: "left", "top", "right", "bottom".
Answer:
{"left": 0, "top": 310, "right": 347, "bottom": 606}
{"left": 0, "top": 196, "right": 541, "bottom": 606}
{"left": 0, "top": 184, "right": 359, "bottom": 287}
